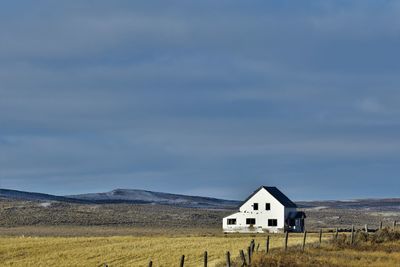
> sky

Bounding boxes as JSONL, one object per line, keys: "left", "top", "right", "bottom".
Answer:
{"left": 1, "top": 1, "right": 400, "bottom": 201}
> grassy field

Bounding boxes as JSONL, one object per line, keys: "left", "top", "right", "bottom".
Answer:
{"left": 236, "top": 229, "right": 400, "bottom": 267}
{"left": 2, "top": 230, "right": 400, "bottom": 267}
{"left": 243, "top": 241, "right": 400, "bottom": 267}
{"left": 0, "top": 232, "right": 322, "bottom": 267}
{"left": 1, "top": 200, "right": 399, "bottom": 266}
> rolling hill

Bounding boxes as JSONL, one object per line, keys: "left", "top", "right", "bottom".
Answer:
{"left": 0, "top": 188, "right": 240, "bottom": 208}
{"left": 0, "top": 189, "right": 89, "bottom": 204}
{"left": 1, "top": 187, "right": 399, "bottom": 211}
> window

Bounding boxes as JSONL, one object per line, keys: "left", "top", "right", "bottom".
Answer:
{"left": 265, "top": 203, "right": 271, "bottom": 210}
{"left": 268, "top": 219, "right": 278, "bottom": 227}
{"left": 227, "top": 219, "right": 236, "bottom": 225}
{"left": 253, "top": 203, "right": 258, "bottom": 210}
{"left": 246, "top": 218, "right": 256, "bottom": 225}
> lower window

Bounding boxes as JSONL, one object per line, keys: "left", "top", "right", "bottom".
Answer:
{"left": 227, "top": 218, "right": 236, "bottom": 225}
{"left": 268, "top": 219, "right": 278, "bottom": 227}
{"left": 246, "top": 218, "right": 256, "bottom": 225}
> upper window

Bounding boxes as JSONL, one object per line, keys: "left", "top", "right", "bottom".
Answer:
{"left": 253, "top": 203, "right": 258, "bottom": 210}
{"left": 265, "top": 203, "right": 271, "bottom": 210}
{"left": 268, "top": 219, "right": 278, "bottom": 227}
{"left": 246, "top": 218, "right": 256, "bottom": 225}
{"left": 227, "top": 219, "right": 237, "bottom": 225}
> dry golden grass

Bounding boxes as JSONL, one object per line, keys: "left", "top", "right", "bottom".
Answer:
{"left": 3, "top": 228, "right": 399, "bottom": 267}
{"left": 225, "top": 230, "right": 400, "bottom": 267}
{"left": 244, "top": 241, "right": 400, "bottom": 267}
{"left": 0, "top": 232, "right": 322, "bottom": 267}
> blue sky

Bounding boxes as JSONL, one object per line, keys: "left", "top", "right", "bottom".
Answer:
{"left": 1, "top": 1, "right": 400, "bottom": 200}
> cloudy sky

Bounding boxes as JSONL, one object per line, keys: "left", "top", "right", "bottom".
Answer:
{"left": 1, "top": 1, "right": 400, "bottom": 200}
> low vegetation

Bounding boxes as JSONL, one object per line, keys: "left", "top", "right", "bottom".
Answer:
{"left": 0, "top": 199, "right": 230, "bottom": 228}
{"left": 1, "top": 199, "right": 399, "bottom": 231}
{"left": 223, "top": 229, "right": 400, "bottom": 267}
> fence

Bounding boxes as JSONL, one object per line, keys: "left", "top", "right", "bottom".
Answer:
{"left": 104, "top": 220, "right": 397, "bottom": 267}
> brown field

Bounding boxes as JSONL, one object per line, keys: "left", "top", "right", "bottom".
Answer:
{"left": 2, "top": 229, "right": 400, "bottom": 266}
{"left": 228, "top": 229, "right": 400, "bottom": 267}
{"left": 239, "top": 240, "right": 400, "bottom": 267}
{"left": 0, "top": 232, "right": 323, "bottom": 267}
{"left": 1, "top": 199, "right": 400, "bottom": 266}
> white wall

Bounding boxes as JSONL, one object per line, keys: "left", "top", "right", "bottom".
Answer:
{"left": 223, "top": 188, "right": 287, "bottom": 233}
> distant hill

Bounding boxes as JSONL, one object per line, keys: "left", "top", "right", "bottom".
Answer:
{"left": 0, "top": 189, "right": 89, "bottom": 204}
{"left": 1, "top": 188, "right": 399, "bottom": 211}
{"left": 67, "top": 189, "right": 240, "bottom": 208}
{"left": 298, "top": 198, "right": 400, "bottom": 211}
{"left": 0, "top": 188, "right": 240, "bottom": 209}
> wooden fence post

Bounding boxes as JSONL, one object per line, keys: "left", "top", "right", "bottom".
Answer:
{"left": 284, "top": 231, "right": 289, "bottom": 252}
{"left": 379, "top": 221, "right": 383, "bottom": 230}
{"left": 240, "top": 249, "right": 247, "bottom": 266}
{"left": 365, "top": 224, "right": 368, "bottom": 233}
{"left": 394, "top": 221, "right": 397, "bottom": 230}
{"left": 247, "top": 246, "right": 251, "bottom": 265}
{"left": 256, "top": 243, "right": 260, "bottom": 252}
{"left": 204, "top": 251, "right": 207, "bottom": 267}
{"left": 226, "top": 251, "right": 231, "bottom": 267}
{"left": 266, "top": 236, "right": 270, "bottom": 254}
{"left": 180, "top": 255, "right": 185, "bottom": 267}
{"left": 302, "top": 231, "right": 307, "bottom": 252}
{"left": 350, "top": 225, "right": 354, "bottom": 245}
{"left": 319, "top": 229, "right": 322, "bottom": 245}
{"left": 148, "top": 260, "right": 153, "bottom": 267}
{"left": 335, "top": 228, "right": 339, "bottom": 241}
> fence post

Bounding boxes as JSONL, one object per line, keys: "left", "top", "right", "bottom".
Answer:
{"left": 251, "top": 239, "right": 255, "bottom": 252}
{"left": 379, "top": 221, "right": 383, "bottom": 230}
{"left": 394, "top": 221, "right": 397, "bottom": 230}
{"left": 284, "top": 231, "right": 289, "bottom": 252}
{"left": 335, "top": 228, "right": 338, "bottom": 241}
{"left": 148, "top": 260, "right": 153, "bottom": 267}
{"left": 350, "top": 225, "right": 354, "bottom": 245}
{"left": 247, "top": 246, "right": 251, "bottom": 265}
{"left": 302, "top": 231, "right": 307, "bottom": 252}
{"left": 226, "top": 251, "right": 231, "bottom": 267}
{"left": 256, "top": 243, "right": 260, "bottom": 252}
{"left": 204, "top": 251, "right": 207, "bottom": 267}
{"left": 180, "top": 255, "right": 185, "bottom": 267}
{"left": 319, "top": 229, "right": 322, "bottom": 245}
{"left": 240, "top": 249, "right": 247, "bottom": 266}
{"left": 266, "top": 235, "right": 270, "bottom": 254}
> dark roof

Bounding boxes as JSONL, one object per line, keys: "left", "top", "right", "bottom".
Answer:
{"left": 239, "top": 186, "right": 297, "bottom": 208}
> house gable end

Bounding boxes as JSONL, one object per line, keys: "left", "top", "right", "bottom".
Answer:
{"left": 238, "top": 186, "right": 297, "bottom": 210}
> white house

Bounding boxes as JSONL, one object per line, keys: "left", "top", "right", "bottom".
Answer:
{"left": 223, "top": 186, "right": 305, "bottom": 233}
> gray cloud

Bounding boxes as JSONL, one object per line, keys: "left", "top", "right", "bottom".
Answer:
{"left": 1, "top": 0, "right": 400, "bottom": 200}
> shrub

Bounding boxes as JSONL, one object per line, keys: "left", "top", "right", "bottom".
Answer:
{"left": 371, "top": 228, "right": 400, "bottom": 243}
